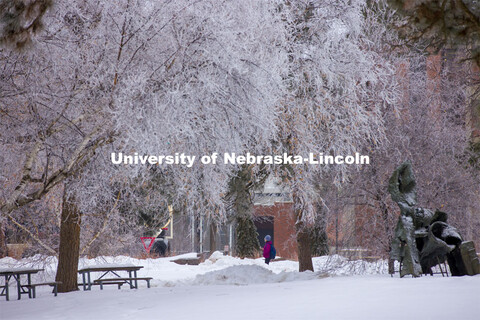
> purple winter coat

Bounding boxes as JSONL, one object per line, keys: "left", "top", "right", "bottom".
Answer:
{"left": 263, "top": 241, "right": 272, "bottom": 259}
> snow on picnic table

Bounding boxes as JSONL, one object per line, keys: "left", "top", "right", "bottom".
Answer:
{"left": 1, "top": 252, "right": 479, "bottom": 320}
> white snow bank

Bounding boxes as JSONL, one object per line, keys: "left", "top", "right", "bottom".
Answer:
{"left": 168, "top": 252, "right": 199, "bottom": 261}
{"left": 2, "top": 273, "right": 479, "bottom": 320}
{"left": 191, "top": 264, "right": 319, "bottom": 286}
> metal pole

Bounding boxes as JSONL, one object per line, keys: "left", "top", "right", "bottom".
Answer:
{"left": 191, "top": 215, "right": 195, "bottom": 252}
{"left": 229, "top": 224, "right": 233, "bottom": 256}
{"left": 199, "top": 215, "right": 203, "bottom": 253}
{"left": 335, "top": 192, "right": 339, "bottom": 255}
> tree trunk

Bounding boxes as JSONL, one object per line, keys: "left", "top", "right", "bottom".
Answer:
{"left": 0, "top": 222, "right": 7, "bottom": 258}
{"left": 310, "top": 203, "right": 329, "bottom": 256}
{"left": 55, "top": 191, "right": 81, "bottom": 292}
{"left": 296, "top": 220, "right": 314, "bottom": 272}
{"left": 292, "top": 192, "right": 314, "bottom": 272}
{"left": 229, "top": 165, "right": 261, "bottom": 258}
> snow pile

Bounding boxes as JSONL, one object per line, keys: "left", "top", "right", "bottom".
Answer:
{"left": 168, "top": 252, "right": 199, "bottom": 261}
{"left": 188, "top": 253, "right": 389, "bottom": 287}
{"left": 204, "top": 250, "right": 224, "bottom": 262}
{"left": 200, "top": 252, "right": 391, "bottom": 277}
{"left": 192, "top": 264, "right": 275, "bottom": 285}
{"left": 191, "top": 264, "right": 320, "bottom": 286}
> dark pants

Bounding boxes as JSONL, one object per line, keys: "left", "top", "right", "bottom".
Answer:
{"left": 265, "top": 258, "right": 271, "bottom": 265}
{"left": 152, "top": 240, "right": 167, "bottom": 256}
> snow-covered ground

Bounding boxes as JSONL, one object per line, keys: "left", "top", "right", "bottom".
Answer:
{"left": 1, "top": 252, "right": 479, "bottom": 319}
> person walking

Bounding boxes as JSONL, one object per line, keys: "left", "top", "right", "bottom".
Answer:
{"left": 151, "top": 228, "right": 169, "bottom": 257}
{"left": 263, "top": 235, "right": 272, "bottom": 265}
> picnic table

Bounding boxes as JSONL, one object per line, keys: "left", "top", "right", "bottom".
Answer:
{"left": 0, "top": 268, "right": 58, "bottom": 301}
{"left": 78, "top": 264, "right": 151, "bottom": 291}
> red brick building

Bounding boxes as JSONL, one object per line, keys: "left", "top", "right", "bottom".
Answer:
{"left": 252, "top": 178, "right": 298, "bottom": 260}
{"left": 254, "top": 202, "right": 297, "bottom": 260}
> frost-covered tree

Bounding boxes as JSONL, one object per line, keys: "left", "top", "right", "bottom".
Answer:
{"left": 112, "top": 0, "right": 288, "bottom": 224}
{"left": 1, "top": 0, "right": 288, "bottom": 289}
{"left": 0, "top": 0, "right": 122, "bottom": 289}
{"left": 275, "top": 0, "right": 399, "bottom": 271}
{"left": 0, "top": 0, "right": 183, "bottom": 288}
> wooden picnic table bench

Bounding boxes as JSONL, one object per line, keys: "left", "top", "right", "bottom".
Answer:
{"left": 26, "top": 281, "right": 61, "bottom": 298}
{"left": 0, "top": 268, "right": 59, "bottom": 300}
{"left": 93, "top": 277, "right": 152, "bottom": 290}
{"left": 78, "top": 265, "right": 151, "bottom": 290}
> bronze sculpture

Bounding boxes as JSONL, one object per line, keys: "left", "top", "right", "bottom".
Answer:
{"left": 389, "top": 161, "right": 480, "bottom": 277}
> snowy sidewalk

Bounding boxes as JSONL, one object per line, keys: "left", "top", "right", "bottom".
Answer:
{"left": 1, "top": 274, "right": 479, "bottom": 320}
{"left": 1, "top": 253, "right": 479, "bottom": 319}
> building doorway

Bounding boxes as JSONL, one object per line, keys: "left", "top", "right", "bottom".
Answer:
{"left": 255, "top": 216, "right": 274, "bottom": 246}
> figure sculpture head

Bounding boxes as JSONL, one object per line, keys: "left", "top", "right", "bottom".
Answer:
{"left": 388, "top": 161, "right": 417, "bottom": 212}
